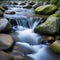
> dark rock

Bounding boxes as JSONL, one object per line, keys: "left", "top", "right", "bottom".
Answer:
{"left": 5, "top": 10, "right": 15, "bottom": 15}
{"left": 3, "top": 6, "right": 8, "bottom": 10}
{"left": 0, "top": 34, "right": 14, "bottom": 50}
{"left": 23, "top": 4, "right": 32, "bottom": 8}
{"left": 13, "top": 2, "right": 18, "bottom": 5}
{"left": 28, "top": 1, "right": 35, "bottom": 5}
{"left": 0, "top": 10, "right": 3, "bottom": 17}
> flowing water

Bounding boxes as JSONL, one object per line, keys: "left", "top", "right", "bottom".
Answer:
{"left": 3, "top": 1, "right": 60, "bottom": 60}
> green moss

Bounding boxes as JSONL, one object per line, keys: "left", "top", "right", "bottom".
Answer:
{"left": 50, "top": 40, "right": 60, "bottom": 53}
{"left": 35, "top": 5, "right": 57, "bottom": 14}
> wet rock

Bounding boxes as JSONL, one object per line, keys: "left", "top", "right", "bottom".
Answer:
{"left": 10, "top": 42, "right": 35, "bottom": 58}
{"left": 32, "top": 2, "right": 41, "bottom": 9}
{"left": 0, "top": 10, "right": 3, "bottom": 17}
{"left": 28, "top": 1, "right": 35, "bottom": 5}
{"left": 0, "top": 7, "right": 5, "bottom": 12}
{"left": 3, "top": 6, "right": 8, "bottom": 10}
{"left": 35, "top": 14, "right": 60, "bottom": 35}
{"left": 5, "top": 10, "right": 15, "bottom": 15}
{"left": 0, "top": 34, "right": 14, "bottom": 50}
{"left": 35, "top": 4, "right": 57, "bottom": 14}
{"left": 50, "top": 40, "right": 60, "bottom": 53}
{"left": 0, "top": 18, "right": 12, "bottom": 32}
{"left": 0, "top": 51, "right": 14, "bottom": 60}
{"left": 13, "top": 2, "right": 18, "bottom": 5}
{"left": 23, "top": 4, "right": 32, "bottom": 8}
{"left": 40, "top": 35, "right": 55, "bottom": 44}
{"left": 20, "top": 2, "right": 26, "bottom": 5}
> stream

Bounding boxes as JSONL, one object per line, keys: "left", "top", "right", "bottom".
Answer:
{"left": 3, "top": 1, "right": 60, "bottom": 60}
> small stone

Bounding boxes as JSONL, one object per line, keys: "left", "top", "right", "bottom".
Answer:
{"left": 0, "top": 34, "right": 14, "bottom": 50}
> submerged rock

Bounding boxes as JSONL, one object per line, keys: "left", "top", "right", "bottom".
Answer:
{"left": 5, "top": 10, "right": 15, "bottom": 15}
{"left": 35, "top": 4, "right": 57, "bottom": 14}
{"left": 0, "top": 18, "right": 12, "bottom": 32}
{"left": 0, "top": 34, "right": 14, "bottom": 50}
{"left": 0, "top": 51, "right": 14, "bottom": 60}
{"left": 50, "top": 40, "right": 60, "bottom": 53}
{"left": 14, "top": 42, "right": 36, "bottom": 55}
{"left": 35, "top": 14, "right": 60, "bottom": 35}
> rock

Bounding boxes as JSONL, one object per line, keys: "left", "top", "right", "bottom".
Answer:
{"left": 0, "top": 7, "right": 5, "bottom": 12}
{"left": 32, "top": 2, "right": 41, "bottom": 9}
{"left": 0, "top": 51, "right": 14, "bottom": 60}
{"left": 15, "top": 42, "right": 36, "bottom": 55}
{"left": 50, "top": 40, "right": 60, "bottom": 53}
{"left": 40, "top": 35, "right": 55, "bottom": 44}
{"left": 0, "top": 18, "right": 12, "bottom": 32}
{"left": 23, "top": 4, "right": 32, "bottom": 8}
{"left": 0, "top": 10, "right": 3, "bottom": 17}
{"left": 28, "top": 1, "right": 35, "bottom": 5}
{"left": 47, "top": 36, "right": 55, "bottom": 43}
{"left": 35, "top": 4, "right": 57, "bottom": 14}
{"left": 34, "top": 14, "right": 60, "bottom": 35}
{"left": 3, "top": 6, "right": 8, "bottom": 10}
{"left": 20, "top": 2, "right": 26, "bottom": 5}
{"left": 13, "top": 2, "right": 18, "bottom": 5}
{"left": 5, "top": 10, "right": 15, "bottom": 15}
{"left": 0, "top": 34, "right": 14, "bottom": 50}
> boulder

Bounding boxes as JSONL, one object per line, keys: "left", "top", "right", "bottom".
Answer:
{"left": 0, "top": 51, "right": 14, "bottom": 60}
{"left": 35, "top": 4, "right": 57, "bottom": 14}
{"left": 0, "top": 18, "right": 12, "bottom": 32}
{"left": 50, "top": 40, "right": 60, "bottom": 53}
{"left": 0, "top": 34, "right": 14, "bottom": 50}
{"left": 34, "top": 14, "right": 60, "bottom": 35}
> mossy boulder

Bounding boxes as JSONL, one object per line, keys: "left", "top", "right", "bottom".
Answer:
{"left": 35, "top": 4, "right": 57, "bottom": 14}
{"left": 50, "top": 40, "right": 60, "bottom": 53}
{"left": 34, "top": 14, "right": 60, "bottom": 35}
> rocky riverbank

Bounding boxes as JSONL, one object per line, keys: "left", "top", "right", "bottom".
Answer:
{"left": 0, "top": 1, "right": 60, "bottom": 60}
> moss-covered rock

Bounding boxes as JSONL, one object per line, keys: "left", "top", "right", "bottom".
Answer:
{"left": 34, "top": 14, "right": 60, "bottom": 35}
{"left": 50, "top": 40, "right": 60, "bottom": 53}
{"left": 35, "top": 4, "right": 57, "bottom": 14}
